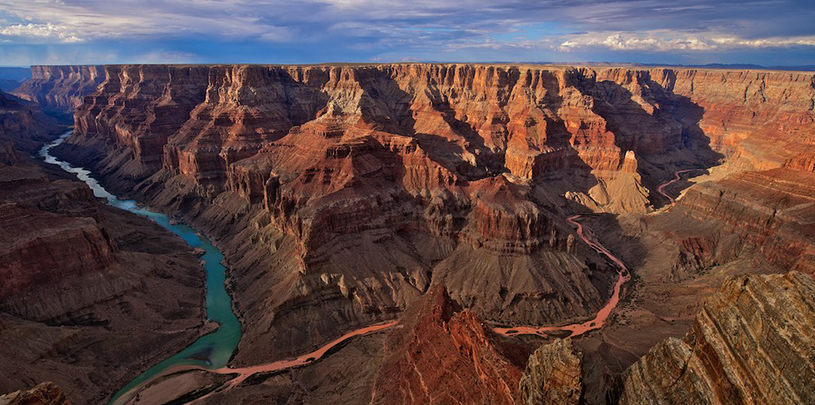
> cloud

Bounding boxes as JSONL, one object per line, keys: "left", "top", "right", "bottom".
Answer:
{"left": 559, "top": 31, "right": 815, "bottom": 52}
{"left": 0, "top": 23, "right": 82, "bottom": 43}
{"left": 0, "top": 0, "right": 293, "bottom": 42}
{"left": 0, "top": 0, "right": 814, "bottom": 65}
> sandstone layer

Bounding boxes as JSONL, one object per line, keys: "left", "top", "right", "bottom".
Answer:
{"left": 518, "top": 338, "right": 584, "bottom": 405}
{"left": 616, "top": 271, "right": 815, "bottom": 405}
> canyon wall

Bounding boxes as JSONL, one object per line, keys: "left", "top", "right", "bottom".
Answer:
{"left": 677, "top": 168, "right": 815, "bottom": 275}
{"left": 0, "top": 90, "right": 208, "bottom": 404}
{"left": 0, "top": 91, "right": 63, "bottom": 152}
{"left": 0, "top": 203, "right": 115, "bottom": 299}
{"left": 10, "top": 64, "right": 814, "bottom": 403}
{"left": 24, "top": 63, "right": 813, "bottom": 365}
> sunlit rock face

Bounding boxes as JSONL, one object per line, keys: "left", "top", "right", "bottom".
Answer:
{"left": 616, "top": 271, "right": 815, "bottom": 405}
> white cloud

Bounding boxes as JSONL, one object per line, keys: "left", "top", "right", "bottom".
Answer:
{"left": 559, "top": 31, "right": 815, "bottom": 52}
{"left": 0, "top": 0, "right": 292, "bottom": 43}
{"left": 0, "top": 22, "right": 83, "bottom": 42}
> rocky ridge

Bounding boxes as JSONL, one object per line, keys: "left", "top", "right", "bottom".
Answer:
{"left": 518, "top": 338, "right": 584, "bottom": 405}
{"left": 615, "top": 271, "right": 815, "bottom": 405}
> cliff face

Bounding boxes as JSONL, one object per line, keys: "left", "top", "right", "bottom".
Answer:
{"left": 678, "top": 168, "right": 815, "bottom": 275}
{"left": 63, "top": 64, "right": 732, "bottom": 209}
{"left": 12, "top": 65, "right": 105, "bottom": 115}
{"left": 31, "top": 63, "right": 815, "bottom": 365}
{"left": 371, "top": 286, "right": 527, "bottom": 405}
{"left": 0, "top": 91, "right": 63, "bottom": 152}
{"left": 616, "top": 271, "right": 815, "bottom": 405}
{"left": 647, "top": 69, "right": 815, "bottom": 171}
{"left": 59, "top": 65, "right": 815, "bottom": 216}
{"left": 0, "top": 92, "right": 113, "bottom": 300}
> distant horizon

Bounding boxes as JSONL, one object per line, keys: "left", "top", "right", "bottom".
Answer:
{"left": 2, "top": 61, "right": 815, "bottom": 70}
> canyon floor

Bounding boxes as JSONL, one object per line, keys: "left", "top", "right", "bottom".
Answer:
{"left": 2, "top": 63, "right": 814, "bottom": 404}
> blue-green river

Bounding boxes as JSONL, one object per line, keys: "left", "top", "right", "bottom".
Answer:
{"left": 40, "top": 132, "right": 242, "bottom": 404}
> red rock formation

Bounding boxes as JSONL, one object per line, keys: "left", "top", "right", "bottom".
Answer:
{"left": 371, "top": 286, "right": 526, "bottom": 405}
{"left": 783, "top": 150, "right": 815, "bottom": 172}
{"left": 648, "top": 69, "right": 815, "bottom": 170}
{"left": 679, "top": 168, "right": 815, "bottom": 275}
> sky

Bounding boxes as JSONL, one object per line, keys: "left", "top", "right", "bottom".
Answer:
{"left": 1, "top": 0, "right": 814, "bottom": 66}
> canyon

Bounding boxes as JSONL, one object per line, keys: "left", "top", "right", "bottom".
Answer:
{"left": 0, "top": 90, "right": 210, "bottom": 404}
{"left": 1, "top": 63, "right": 813, "bottom": 404}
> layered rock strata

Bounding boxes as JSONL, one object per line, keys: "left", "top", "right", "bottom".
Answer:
{"left": 616, "top": 271, "right": 815, "bottom": 405}
{"left": 0, "top": 91, "right": 62, "bottom": 153}
{"left": 518, "top": 339, "right": 584, "bottom": 405}
{"left": 678, "top": 168, "right": 815, "bottom": 275}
